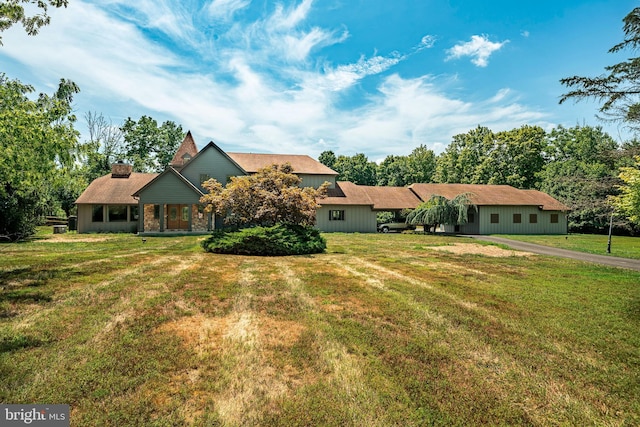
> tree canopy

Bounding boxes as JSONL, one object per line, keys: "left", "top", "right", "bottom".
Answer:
{"left": 611, "top": 156, "right": 640, "bottom": 225}
{"left": 560, "top": 7, "right": 640, "bottom": 129}
{"left": 120, "top": 116, "right": 185, "bottom": 173}
{"left": 406, "top": 193, "right": 474, "bottom": 232}
{"left": 200, "top": 163, "right": 330, "bottom": 228}
{"left": 0, "top": 74, "right": 80, "bottom": 240}
{"left": 0, "top": 0, "right": 68, "bottom": 44}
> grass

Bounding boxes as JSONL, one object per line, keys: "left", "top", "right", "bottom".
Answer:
{"left": 1, "top": 229, "right": 639, "bottom": 426}
{"left": 497, "top": 233, "right": 640, "bottom": 259}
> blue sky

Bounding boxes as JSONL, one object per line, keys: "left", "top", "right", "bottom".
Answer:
{"left": 0, "top": 0, "right": 636, "bottom": 160}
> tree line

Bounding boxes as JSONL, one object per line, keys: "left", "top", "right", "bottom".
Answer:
{"left": 2, "top": 4, "right": 640, "bottom": 240}
{"left": 318, "top": 124, "right": 640, "bottom": 234}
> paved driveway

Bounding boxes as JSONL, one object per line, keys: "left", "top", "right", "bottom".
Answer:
{"left": 466, "top": 235, "right": 640, "bottom": 272}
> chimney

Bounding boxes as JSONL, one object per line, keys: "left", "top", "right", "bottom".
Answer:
{"left": 111, "top": 161, "right": 132, "bottom": 178}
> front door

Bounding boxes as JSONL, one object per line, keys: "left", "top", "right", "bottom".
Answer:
{"left": 167, "top": 204, "right": 190, "bottom": 230}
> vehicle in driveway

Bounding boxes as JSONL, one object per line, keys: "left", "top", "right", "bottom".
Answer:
{"left": 377, "top": 222, "right": 415, "bottom": 233}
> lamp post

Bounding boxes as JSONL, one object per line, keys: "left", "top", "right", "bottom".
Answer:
{"left": 607, "top": 210, "right": 614, "bottom": 254}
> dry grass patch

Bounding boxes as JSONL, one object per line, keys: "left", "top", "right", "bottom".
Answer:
{"left": 426, "top": 242, "right": 533, "bottom": 257}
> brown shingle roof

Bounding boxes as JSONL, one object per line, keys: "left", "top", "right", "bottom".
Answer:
{"left": 321, "top": 182, "right": 421, "bottom": 209}
{"left": 409, "top": 183, "right": 570, "bottom": 211}
{"left": 75, "top": 173, "right": 158, "bottom": 205}
{"left": 170, "top": 131, "right": 199, "bottom": 167}
{"left": 227, "top": 152, "right": 337, "bottom": 175}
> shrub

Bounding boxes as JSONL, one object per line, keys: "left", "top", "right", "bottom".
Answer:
{"left": 201, "top": 224, "right": 326, "bottom": 256}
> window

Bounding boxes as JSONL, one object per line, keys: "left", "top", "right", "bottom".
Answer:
{"left": 550, "top": 213, "right": 559, "bottom": 224}
{"left": 329, "top": 210, "right": 345, "bottom": 221}
{"left": 129, "top": 205, "right": 139, "bottom": 222}
{"left": 182, "top": 153, "right": 192, "bottom": 163}
{"left": 108, "top": 205, "right": 128, "bottom": 222}
{"left": 490, "top": 213, "right": 499, "bottom": 224}
{"left": 513, "top": 213, "right": 522, "bottom": 224}
{"left": 154, "top": 205, "right": 160, "bottom": 219}
{"left": 529, "top": 214, "right": 538, "bottom": 224}
{"left": 468, "top": 213, "right": 475, "bottom": 223}
{"left": 92, "top": 205, "right": 104, "bottom": 222}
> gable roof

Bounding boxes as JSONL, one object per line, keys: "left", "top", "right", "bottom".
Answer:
{"left": 170, "top": 131, "right": 199, "bottom": 168}
{"left": 409, "top": 183, "right": 570, "bottom": 211}
{"left": 132, "top": 166, "right": 204, "bottom": 197}
{"left": 227, "top": 152, "right": 337, "bottom": 175}
{"left": 180, "top": 140, "right": 247, "bottom": 175}
{"left": 75, "top": 173, "right": 158, "bottom": 204}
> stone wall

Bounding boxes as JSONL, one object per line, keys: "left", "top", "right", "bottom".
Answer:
{"left": 143, "top": 204, "right": 160, "bottom": 232}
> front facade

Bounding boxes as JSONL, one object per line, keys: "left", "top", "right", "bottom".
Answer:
{"left": 75, "top": 133, "right": 570, "bottom": 235}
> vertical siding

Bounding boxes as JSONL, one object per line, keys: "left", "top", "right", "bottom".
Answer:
{"left": 479, "top": 206, "right": 567, "bottom": 234}
{"left": 181, "top": 148, "right": 245, "bottom": 190}
{"left": 138, "top": 172, "right": 201, "bottom": 205}
{"left": 298, "top": 174, "right": 336, "bottom": 189}
{"left": 316, "top": 205, "right": 377, "bottom": 232}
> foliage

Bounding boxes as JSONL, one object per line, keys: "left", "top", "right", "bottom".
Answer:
{"left": 200, "top": 163, "right": 329, "bottom": 228}
{"left": 537, "top": 125, "right": 623, "bottom": 233}
{"left": 333, "top": 153, "right": 377, "bottom": 185}
{"left": 0, "top": 74, "right": 79, "bottom": 241}
{"left": 120, "top": 116, "right": 184, "bottom": 173}
{"left": 406, "top": 193, "right": 474, "bottom": 231}
{"left": 318, "top": 150, "right": 337, "bottom": 170}
{"left": 560, "top": 7, "right": 640, "bottom": 129}
{"left": 0, "top": 0, "right": 68, "bottom": 44}
{"left": 201, "top": 223, "right": 326, "bottom": 255}
{"left": 80, "top": 111, "right": 125, "bottom": 181}
{"left": 434, "top": 125, "right": 547, "bottom": 188}
{"left": 611, "top": 156, "right": 640, "bottom": 225}
{"left": 377, "top": 145, "right": 437, "bottom": 186}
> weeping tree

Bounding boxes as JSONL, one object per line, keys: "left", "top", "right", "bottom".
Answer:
{"left": 406, "top": 193, "right": 475, "bottom": 233}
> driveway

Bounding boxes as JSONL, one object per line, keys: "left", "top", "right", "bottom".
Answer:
{"left": 466, "top": 235, "right": 640, "bottom": 272}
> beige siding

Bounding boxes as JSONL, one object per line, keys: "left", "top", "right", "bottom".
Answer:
{"left": 316, "top": 205, "right": 377, "bottom": 233}
{"left": 478, "top": 206, "right": 567, "bottom": 234}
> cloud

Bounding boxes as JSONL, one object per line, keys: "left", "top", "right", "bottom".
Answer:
{"left": 207, "top": 0, "right": 251, "bottom": 20}
{"left": 0, "top": 0, "right": 551, "bottom": 160}
{"left": 446, "top": 35, "right": 508, "bottom": 67}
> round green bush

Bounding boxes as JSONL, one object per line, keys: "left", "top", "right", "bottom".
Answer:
{"left": 201, "top": 224, "right": 326, "bottom": 256}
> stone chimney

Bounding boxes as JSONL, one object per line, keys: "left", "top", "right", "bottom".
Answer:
{"left": 111, "top": 161, "right": 132, "bottom": 178}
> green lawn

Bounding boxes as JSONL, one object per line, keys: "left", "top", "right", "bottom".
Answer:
{"left": 497, "top": 233, "right": 640, "bottom": 259}
{"left": 1, "top": 230, "right": 639, "bottom": 426}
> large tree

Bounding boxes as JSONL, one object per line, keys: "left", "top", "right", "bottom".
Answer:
{"left": 611, "top": 156, "right": 640, "bottom": 225}
{"left": 377, "top": 145, "right": 436, "bottom": 186}
{"left": 434, "top": 125, "right": 547, "bottom": 188}
{"left": 536, "top": 125, "right": 621, "bottom": 233}
{"left": 200, "top": 163, "right": 330, "bottom": 228}
{"left": 560, "top": 7, "right": 640, "bottom": 129}
{"left": 0, "top": 0, "right": 68, "bottom": 44}
{"left": 81, "top": 111, "right": 125, "bottom": 181}
{"left": 333, "top": 153, "right": 377, "bottom": 185}
{"left": 120, "top": 116, "right": 184, "bottom": 173}
{"left": 406, "top": 193, "right": 474, "bottom": 233}
{"left": 0, "top": 74, "right": 80, "bottom": 240}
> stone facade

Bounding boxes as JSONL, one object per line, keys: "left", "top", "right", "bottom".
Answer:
{"left": 143, "top": 204, "right": 161, "bottom": 232}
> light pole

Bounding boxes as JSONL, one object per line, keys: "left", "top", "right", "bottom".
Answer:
{"left": 607, "top": 210, "right": 614, "bottom": 254}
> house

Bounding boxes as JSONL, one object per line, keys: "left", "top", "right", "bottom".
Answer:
{"left": 409, "top": 183, "right": 570, "bottom": 234}
{"left": 75, "top": 132, "right": 570, "bottom": 235}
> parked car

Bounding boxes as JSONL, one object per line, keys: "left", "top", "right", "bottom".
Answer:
{"left": 377, "top": 222, "right": 415, "bottom": 233}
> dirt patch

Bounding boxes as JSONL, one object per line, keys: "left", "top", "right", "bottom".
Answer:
{"left": 427, "top": 243, "right": 533, "bottom": 257}
{"left": 42, "top": 234, "right": 111, "bottom": 243}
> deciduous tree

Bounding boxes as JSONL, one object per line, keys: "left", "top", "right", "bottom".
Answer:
{"left": 0, "top": 0, "right": 68, "bottom": 44}
{"left": 406, "top": 193, "right": 474, "bottom": 233}
{"left": 120, "top": 116, "right": 184, "bottom": 172}
{"left": 0, "top": 74, "right": 80, "bottom": 240}
{"left": 611, "top": 156, "right": 640, "bottom": 225}
{"left": 200, "top": 163, "right": 329, "bottom": 228}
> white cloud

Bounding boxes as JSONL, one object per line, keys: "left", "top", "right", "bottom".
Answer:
{"left": 0, "top": 0, "right": 552, "bottom": 160}
{"left": 207, "top": 0, "right": 251, "bottom": 20}
{"left": 446, "top": 35, "right": 508, "bottom": 67}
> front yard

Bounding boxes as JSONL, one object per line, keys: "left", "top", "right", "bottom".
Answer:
{"left": 1, "top": 231, "right": 638, "bottom": 425}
